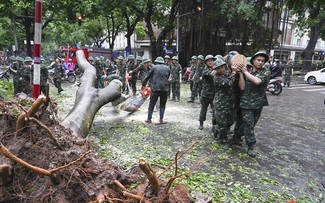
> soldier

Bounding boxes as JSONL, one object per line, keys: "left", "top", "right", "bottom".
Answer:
{"left": 284, "top": 58, "right": 293, "bottom": 87}
{"left": 188, "top": 55, "right": 204, "bottom": 103}
{"left": 142, "top": 56, "right": 170, "bottom": 124}
{"left": 40, "top": 57, "right": 49, "bottom": 95}
{"left": 164, "top": 55, "right": 171, "bottom": 66}
{"left": 212, "top": 59, "right": 238, "bottom": 150}
{"left": 50, "top": 58, "right": 65, "bottom": 94}
{"left": 126, "top": 55, "right": 138, "bottom": 95}
{"left": 169, "top": 56, "right": 182, "bottom": 102}
{"left": 88, "top": 56, "right": 94, "bottom": 65}
{"left": 116, "top": 56, "right": 127, "bottom": 92}
{"left": 198, "top": 54, "right": 216, "bottom": 130}
{"left": 94, "top": 57, "right": 105, "bottom": 88}
{"left": 9, "top": 56, "right": 19, "bottom": 95}
{"left": 20, "top": 57, "right": 33, "bottom": 96}
{"left": 187, "top": 55, "right": 197, "bottom": 96}
{"left": 239, "top": 51, "right": 270, "bottom": 157}
{"left": 231, "top": 57, "right": 251, "bottom": 146}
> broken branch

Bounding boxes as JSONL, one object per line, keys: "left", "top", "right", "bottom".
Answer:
{"left": 49, "top": 151, "right": 92, "bottom": 173}
{"left": 139, "top": 158, "right": 160, "bottom": 193}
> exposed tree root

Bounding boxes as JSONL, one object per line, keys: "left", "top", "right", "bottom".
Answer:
{"left": 139, "top": 158, "right": 160, "bottom": 193}
{"left": 16, "top": 95, "right": 46, "bottom": 136}
{"left": 0, "top": 142, "right": 91, "bottom": 176}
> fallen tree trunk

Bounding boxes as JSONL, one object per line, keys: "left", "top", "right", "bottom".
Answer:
{"left": 62, "top": 50, "right": 123, "bottom": 137}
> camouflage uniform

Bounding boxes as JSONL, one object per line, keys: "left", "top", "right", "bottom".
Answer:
{"left": 40, "top": 63, "right": 49, "bottom": 95}
{"left": 240, "top": 64, "right": 270, "bottom": 150}
{"left": 52, "top": 63, "right": 65, "bottom": 94}
{"left": 199, "top": 66, "right": 216, "bottom": 127}
{"left": 126, "top": 59, "right": 137, "bottom": 95}
{"left": 17, "top": 65, "right": 32, "bottom": 96}
{"left": 190, "top": 62, "right": 204, "bottom": 100}
{"left": 11, "top": 61, "right": 19, "bottom": 95}
{"left": 169, "top": 62, "right": 182, "bottom": 101}
{"left": 116, "top": 59, "right": 127, "bottom": 92}
{"left": 94, "top": 60, "right": 104, "bottom": 88}
{"left": 214, "top": 72, "right": 235, "bottom": 144}
{"left": 284, "top": 62, "right": 292, "bottom": 87}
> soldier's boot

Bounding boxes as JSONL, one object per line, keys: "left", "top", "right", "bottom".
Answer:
{"left": 247, "top": 146, "right": 256, "bottom": 158}
{"left": 198, "top": 121, "right": 204, "bottom": 130}
{"left": 145, "top": 109, "right": 154, "bottom": 124}
{"left": 187, "top": 97, "right": 194, "bottom": 103}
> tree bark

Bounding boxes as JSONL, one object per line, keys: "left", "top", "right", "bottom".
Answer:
{"left": 62, "top": 50, "right": 123, "bottom": 137}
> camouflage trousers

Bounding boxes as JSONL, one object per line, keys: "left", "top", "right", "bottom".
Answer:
{"left": 171, "top": 82, "right": 180, "bottom": 100}
{"left": 241, "top": 108, "right": 263, "bottom": 147}
{"left": 284, "top": 74, "right": 291, "bottom": 86}
{"left": 191, "top": 82, "right": 202, "bottom": 99}
{"left": 233, "top": 107, "right": 243, "bottom": 141}
{"left": 199, "top": 96, "right": 216, "bottom": 124}
{"left": 214, "top": 108, "right": 233, "bottom": 143}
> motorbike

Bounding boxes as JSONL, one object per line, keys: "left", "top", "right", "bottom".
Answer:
{"left": 48, "top": 68, "right": 76, "bottom": 83}
{"left": 267, "top": 76, "right": 283, "bottom": 95}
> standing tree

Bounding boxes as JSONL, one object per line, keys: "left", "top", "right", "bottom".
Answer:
{"left": 287, "top": 0, "right": 325, "bottom": 72}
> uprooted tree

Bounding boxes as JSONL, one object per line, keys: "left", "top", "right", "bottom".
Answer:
{"left": 0, "top": 50, "right": 204, "bottom": 202}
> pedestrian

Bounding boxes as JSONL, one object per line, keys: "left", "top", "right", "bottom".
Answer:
{"left": 188, "top": 55, "right": 204, "bottom": 103}
{"left": 212, "top": 59, "right": 238, "bottom": 150}
{"left": 198, "top": 54, "right": 216, "bottom": 130}
{"left": 239, "top": 51, "right": 270, "bottom": 157}
{"left": 142, "top": 56, "right": 170, "bottom": 124}
{"left": 169, "top": 56, "right": 182, "bottom": 102}
{"left": 116, "top": 56, "right": 127, "bottom": 93}
{"left": 50, "top": 57, "right": 65, "bottom": 94}
{"left": 284, "top": 58, "right": 293, "bottom": 87}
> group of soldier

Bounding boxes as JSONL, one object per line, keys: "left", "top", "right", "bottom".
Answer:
{"left": 181, "top": 51, "right": 271, "bottom": 157}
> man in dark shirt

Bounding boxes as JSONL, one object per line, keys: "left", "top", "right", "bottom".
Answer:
{"left": 142, "top": 56, "right": 170, "bottom": 124}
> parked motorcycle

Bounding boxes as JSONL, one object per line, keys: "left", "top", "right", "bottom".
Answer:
{"left": 48, "top": 68, "right": 76, "bottom": 83}
{"left": 267, "top": 76, "right": 283, "bottom": 95}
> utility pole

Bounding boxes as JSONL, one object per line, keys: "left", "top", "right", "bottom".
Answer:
{"left": 33, "top": 0, "right": 42, "bottom": 99}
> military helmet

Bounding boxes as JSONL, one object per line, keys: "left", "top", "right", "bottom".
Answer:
{"left": 204, "top": 54, "right": 215, "bottom": 62}
{"left": 88, "top": 56, "right": 94, "bottom": 61}
{"left": 24, "top": 56, "right": 33, "bottom": 62}
{"left": 246, "top": 57, "right": 253, "bottom": 67}
{"left": 172, "top": 56, "right": 178, "bottom": 61}
{"left": 117, "top": 56, "right": 124, "bottom": 60}
{"left": 250, "top": 51, "right": 269, "bottom": 65}
{"left": 136, "top": 56, "right": 142, "bottom": 61}
{"left": 143, "top": 57, "right": 151, "bottom": 63}
{"left": 215, "top": 55, "right": 224, "bottom": 61}
{"left": 213, "top": 59, "right": 226, "bottom": 70}
{"left": 9, "top": 56, "right": 16, "bottom": 61}
{"left": 191, "top": 55, "right": 197, "bottom": 60}
{"left": 100, "top": 56, "right": 105, "bottom": 60}
{"left": 164, "top": 55, "right": 170, "bottom": 59}
{"left": 197, "top": 55, "right": 204, "bottom": 61}
{"left": 128, "top": 55, "right": 135, "bottom": 60}
{"left": 154, "top": 56, "right": 165, "bottom": 64}
{"left": 16, "top": 56, "right": 24, "bottom": 62}
{"left": 94, "top": 57, "right": 100, "bottom": 61}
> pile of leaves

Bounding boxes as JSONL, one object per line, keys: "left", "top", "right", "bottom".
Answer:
{"left": 0, "top": 98, "right": 196, "bottom": 203}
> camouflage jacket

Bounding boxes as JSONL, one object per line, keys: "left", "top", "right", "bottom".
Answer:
{"left": 201, "top": 66, "right": 215, "bottom": 99}
{"left": 126, "top": 61, "right": 138, "bottom": 79}
{"left": 133, "top": 63, "right": 148, "bottom": 81}
{"left": 213, "top": 73, "right": 235, "bottom": 110}
{"left": 94, "top": 63, "right": 104, "bottom": 77}
{"left": 240, "top": 67, "right": 270, "bottom": 109}
{"left": 169, "top": 63, "right": 182, "bottom": 82}
{"left": 53, "top": 64, "right": 65, "bottom": 79}
{"left": 116, "top": 63, "right": 127, "bottom": 78}
{"left": 284, "top": 64, "right": 292, "bottom": 76}
{"left": 40, "top": 64, "right": 49, "bottom": 85}
{"left": 193, "top": 63, "right": 204, "bottom": 83}
{"left": 189, "top": 63, "right": 197, "bottom": 79}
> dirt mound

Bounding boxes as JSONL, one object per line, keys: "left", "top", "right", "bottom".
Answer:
{"left": 0, "top": 99, "right": 193, "bottom": 203}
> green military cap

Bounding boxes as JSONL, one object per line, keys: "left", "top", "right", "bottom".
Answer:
{"left": 213, "top": 59, "right": 226, "bottom": 70}
{"left": 117, "top": 56, "right": 124, "bottom": 60}
{"left": 9, "top": 56, "right": 16, "bottom": 61}
{"left": 154, "top": 56, "right": 165, "bottom": 64}
{"left": 88, "top": 56, "right": 94, "bottom": 61}
{"left": 246, "top": 57, "right": 253, "bottom": 67}
{"left": 143, "top": 57, "right": 151, "bottom": 63}
{"left": 16, "top": 56, "right": 24, "bottom": 62}
{"left": 191, "top": 55, "right": 197, "bottom": 60}
{"left": 94, "top": 57, "right": 100, "bottom": 61}
{"left": 24, "top": 56, "right": 33, "bottom": 62}
{"left": 136, "top": 56, "right": 142, "bottom": 61}
{"left": 100, "top": 55, "right": 104, "bottom": 60}
{"left": 250, "top": 51, "right": 269, "bottom": 64}
{"left": 128, "top": 55, "right": 135, "bottom": 60}
{"left": 215, "top": 55, "right": 224, "bottom": 61}
{"left": 197, "top": 55, "right": 204, "bottom": 60}
{"left": 204, "top": 54, "right": 215, "bottom": 62}
{"left": 164, "top": 55, "right": 170, "bottom": 59}
{"left": 172, "top": 56, "right": 178, "bottom": 61}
